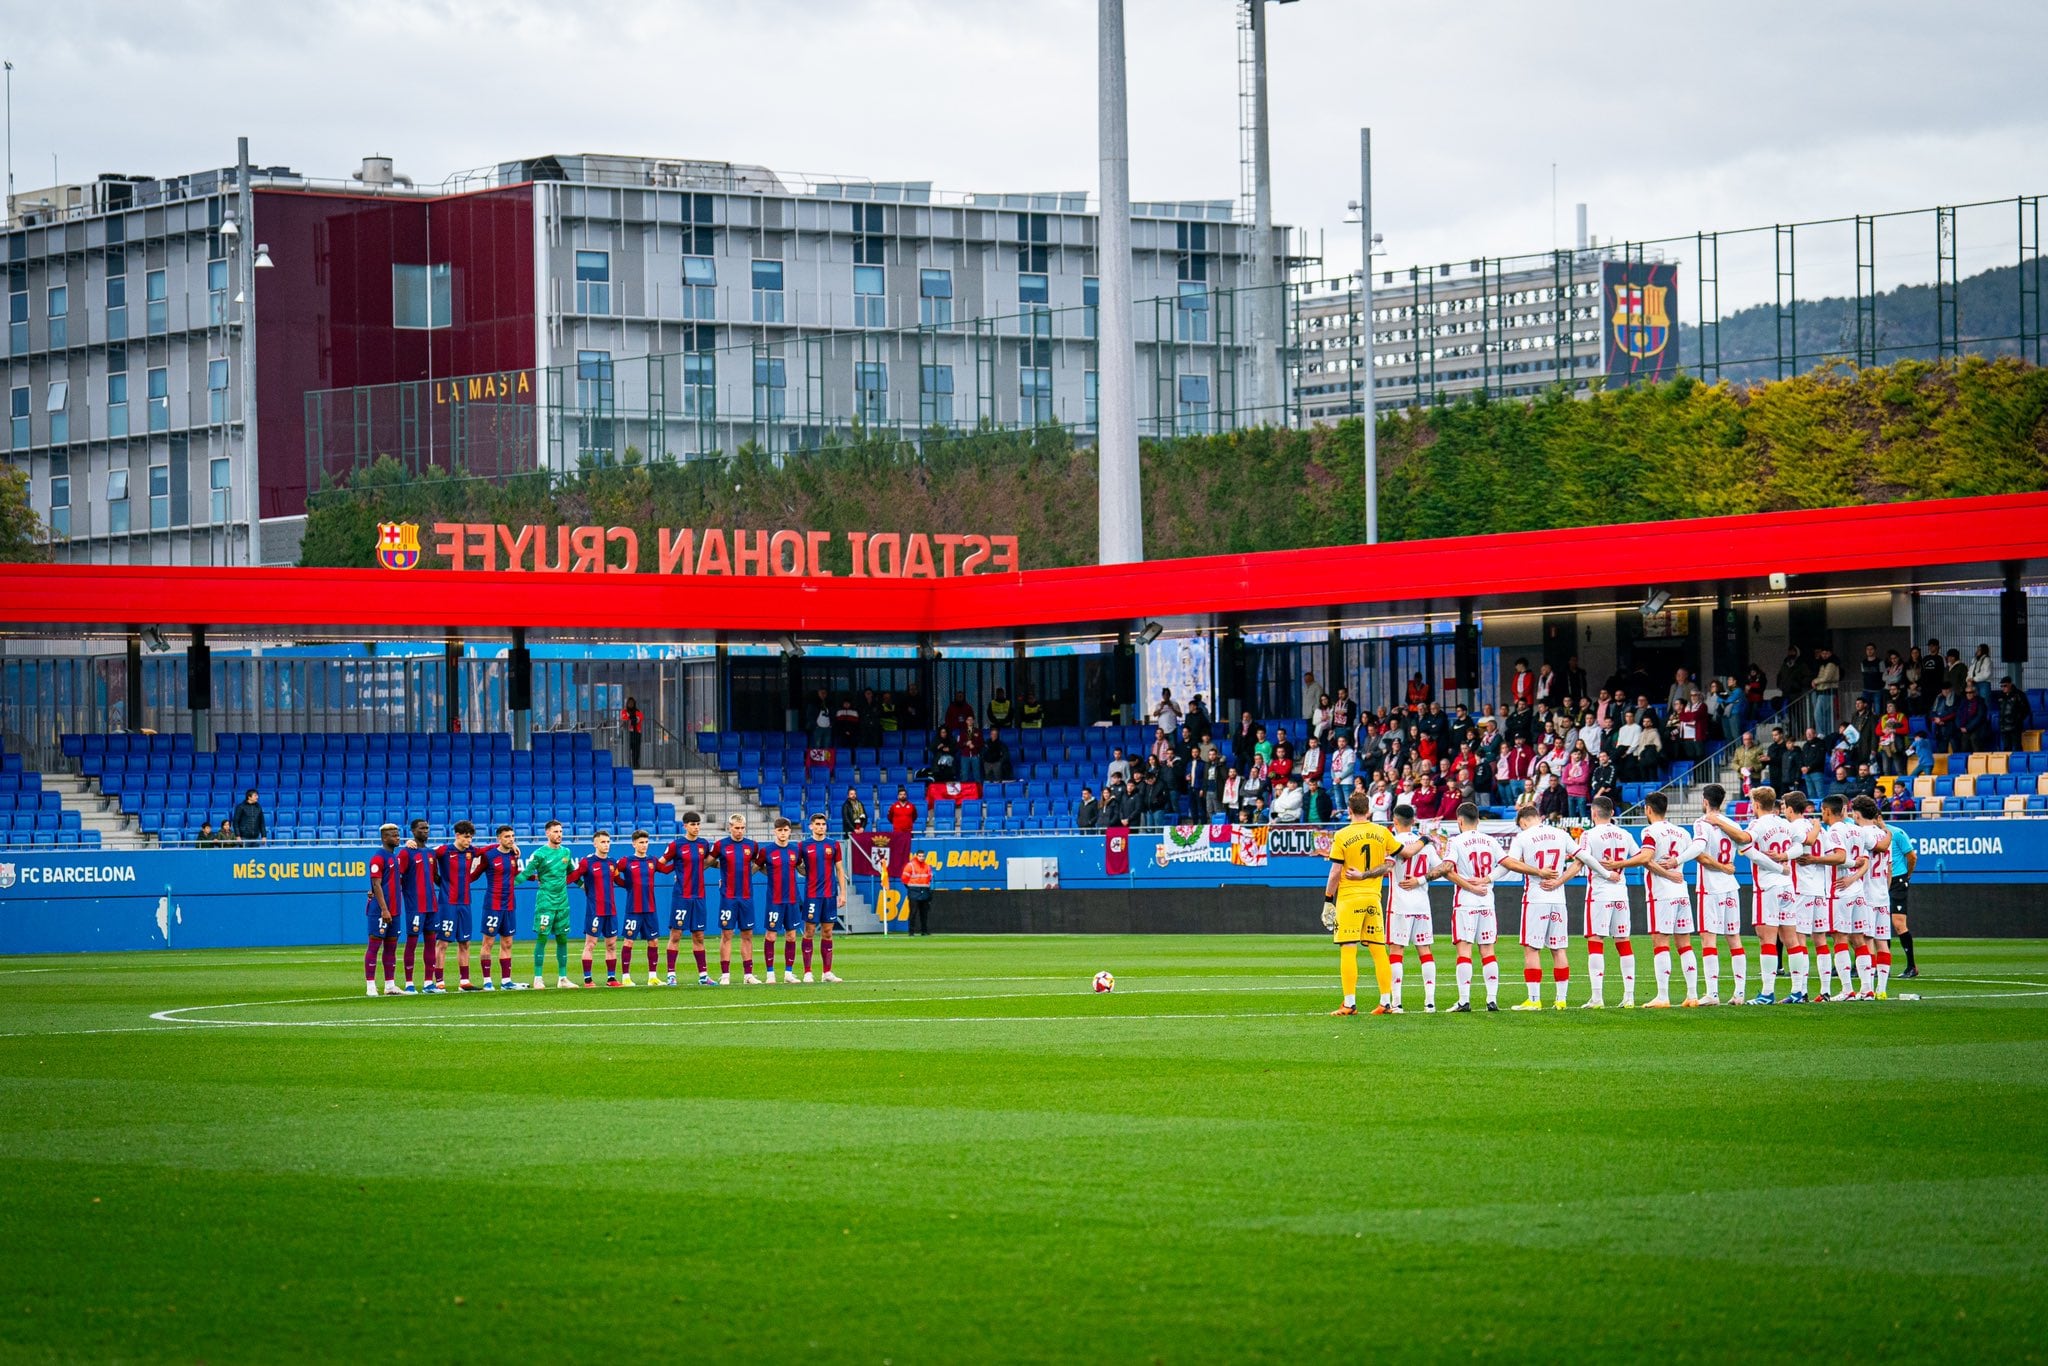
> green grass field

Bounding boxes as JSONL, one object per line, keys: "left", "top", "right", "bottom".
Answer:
{"left": 3, "top": 933, "right": 2046, "bottom": 1363}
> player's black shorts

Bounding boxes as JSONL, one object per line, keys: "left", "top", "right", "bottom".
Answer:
{"left": 1889, "top": 880, "right": 1910, "bottom": 918}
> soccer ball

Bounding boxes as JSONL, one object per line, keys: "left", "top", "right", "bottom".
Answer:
{"left": 1093, "top": 971, "right": 1115, "bottom": 993}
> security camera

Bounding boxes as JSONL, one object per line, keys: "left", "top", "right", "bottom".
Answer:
{"left": 1768, "top": 572, "right": 1788, "bottom": 591}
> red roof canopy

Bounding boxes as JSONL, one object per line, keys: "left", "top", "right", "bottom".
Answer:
{"left": 5, "top": 492, "right": 2045, "bottom": 643}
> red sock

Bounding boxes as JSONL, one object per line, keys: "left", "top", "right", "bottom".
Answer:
{"left": 647, "top": 943, "right": 659, "bottom": 973}
{"left": 605, "top": 954, "right": 617, "bottom": 979}
{"left": 802, "top": 939, "right": 815, "bottom": 972}
{"left": 1587, "top": 937, "right": 1604, "bottom": 955}
{"left": 1704, "top": 944, "right": 1718, "bottom": 959}
{"left": 1389, "top": 948, "right": 1403, "bottom": 966}
{"left": 500, "top": 955, "right": 511, "bottom": 981}
{"left": 1553, "top": 964, "right": 1569, "bottom": 983}
{"left": 822, "top": 939, "right": 834, "bottom": 972}
{"left": 1419, "top": 950, "right": 1433, "bottom": 966}
{"left": 583, "top": 953, "right": 594, "bottom": 980}
{"left": 479, "top": 954, "right": 491, "bottom": 983}
{"left": 785, "top": 940, "right": 797, "bottom": 970}
{"left": 403, "top": 937, "right": 418, "bottom": 983}
{"left": 1524, "top": 966, "right": 1541, "bottom": 985}
{"left": 694, "top": 948, "right": 708, "bottom": 973}
{"left": 364, "top": 943, "right": 380, "bottom": 981}
{"left": 719, "top": 953, "right": 731, "bottom": 974}
{"left": 667, "top": 946, "right": 679, "bottom": 971}
{"left": 1457, "top": 953, "right": 1471, "bottom": 967}
{"left": 382, "top": 940, "right": 396, "bottom": 979}
{"left": 742, "top": 956, "right": 753, "bottom": 974}
{"left": 1617, "top": 942, "right": 1633, "bottom": 960}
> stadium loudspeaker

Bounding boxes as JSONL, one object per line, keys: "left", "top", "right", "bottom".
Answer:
{"left": 2002, "top": 589, "right": 2030, "bottom": 663}
{"left": 1453, "top": 624, "right": 1480, "bottom": 690}
{"left": 186, "top": 641, "right": 213, "bottom": 710}
{"left": 508, "top": 646, "right": 533, "bottom": 710}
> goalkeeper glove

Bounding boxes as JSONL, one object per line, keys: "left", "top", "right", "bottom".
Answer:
{"left": 1320, "top": 899, "right": 1338, "bottom": 931}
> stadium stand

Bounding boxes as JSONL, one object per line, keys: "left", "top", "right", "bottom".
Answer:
{"left": 60, "top": 732, "right": 674, "bottom": 845}
{"left": 0, "top": 750, "right": 97, "bottom": 847}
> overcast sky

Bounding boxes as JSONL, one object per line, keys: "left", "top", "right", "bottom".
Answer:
{"left": 8, "top": 0, "right": 2044, "bottom": 295}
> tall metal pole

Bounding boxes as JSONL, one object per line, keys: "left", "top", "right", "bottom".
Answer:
{"left": 236, "top": 136, "right": 260, "bottom": 567}
{"left": 1248, "top": 0, "right": 1277, "bottom": 425}
{"left": 1359, "top": 128, "right": 1378, "bottom": 545}
{"left": 4, "top": 62, "right": 13, "bottom": 224}
{"left": 1097, "top": 0, "right": 1143, "bottom": 565}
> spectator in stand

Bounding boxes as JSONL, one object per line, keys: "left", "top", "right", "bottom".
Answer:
{"left": 1185, "top": 695, "right": 1213, "bottom": 745}
{"left": 1450, "top": 741, "right": 1480, "bottom": 794}
{"left": 1930, "top": 681, "right": 1959, "bottom": 750}
{"left": 1106, "top": 747, "right": 1132, "bottom": 789}
{"left": 1810, "top": 648, "right": 1841, "bottom": 733}
{"left": 1876, "top": 702, "right": 1912, "bottom": 776}
{"left": 1101, "top": 778, "right": 1132, "bottom": 826}
{"left": 1405, "top": 672, "right": 1432, "bottom": 707}
{"left": 958, "top": 719, "right": 984, "bottom": 783}
{"left": 1201, "top": 743, "right": 1226, "bottom": 816}
{"left": 986, "top": 686, "right": 1013, "bottom": 732}
{"left": 1627, "top": 714, "right": 1665, "bottom": 782}
{"left": 1309, "top": 694, "right": 1332, "bottom": 745}
{"left": 1970, "top": 644, "right": 1996, "bottom": 690}
{"left": 858, "top": 687, "right": 883, "bottom": 746}
{"left": 1328, "top": 735, "right": 1358, "bottom": 791}
{"left": 1565, "top": 655, "right": 1590, "bottom": 701}
{"left": 1221, "top": 767, "right": 1242, "bottom": 813}
{"left": 982, "top": 728, "right": 1012, "bottom": 783}
{"left": 1505, "top": 699, "right": 1537, "bottom": 747}
{"left": 1535, "top": 771, "right": 1566, "bottom": 819}
{"left": 901, "top": 681, "right": 928, "bottom": 734}
{"left": 621, "top": 696, "right": 645, "bottom": 768}
{"left": 1859, "top": 645, "right": 1884, "bottom": 711}
{"left": 889, "top": 787, "right": 918, "bottom": 835}
{"left": 1881, "top": 648, "right": 1905, "bottom": 698}
{"left": 1589, "top": 750, "right": 1619, "bottom": 809}
{"left": 232, "top": 788, "right": 267, "bottom": 844}
{"left": 1075, "top": 786, "right": 1101, "bottom": 830}
{"left": 1798, "top": 726, "right": 1830, "bottom": 798}
{"left": 1777, "top": 646, "right": 1812, "bottom": 705}
{"left": 1998, "top": 677, "right": 2034, "bottom": 751}
{"left": 1706, "top": 678, "right": 1736, "bottom": 742}
{"left": 1943, "top": 649, "right": 1967, "bottom": 700}
{"left": 1300, "top": 670, "right": 1320, "bottom": 724}
{"left": 1184, "top": 744, "right": 1213, "bottom": 822}
{"left": 1329, "top": 687, "right": 1354, "bottom": 740}
{"left": 1152, "top": 687, "right": 1183, "bottom": 737}
{"left": 1300, "top": 735, "right": 1326, "bottom": 788}
{"left": 1252, "top": 725, "right": 1274, "bottom": 765}
{"left": 1367, "top": 778, "right": 1395, "bottom": 823}
{"left": 1614, "top": 710, "right": 1643, "bottom": 779}
{"left": 943, "top": 690, "right": 976, "bottom": 740}
{"left": 1741, "top": 664, "right": 1769, "bottom": 735}
{"left": 1302, "top": 775, "right": 1335, "bottom": 824}
{"left": 1765, "top": 725, "right": 1797, "bottom": 791}
{"left": 1510, "top": 658, "right": 1536, "bottom": 708}
{"left": 1827, "top": 763, "right": 1859, "bottom": 800}
{"left": 1674, "top": 689, "right": 1708, "bottom": 763}
{"left": 1562, "top": 741, "right": 1592, "bottom": 819}
{"left": 1535, "top": 662, "right": 1562, "bottom": 708}
{"left": 1665, "top": 667, "right": 1694, "bottom": 713}
{"left": 841, "top": 788, "right": 868, "bottom": 835}
{"left": 196, "top": 820, "right": 218, "bottom": 847}
{"left": 927, "top": 730, "right": 958, "bottom": 782}
{"left": 1960, "top": 683, "right": 1996, "bottom": 752}
{"left": 1729, "top": 729, "right": 1766, "bottom": 785}
{"left": 214, "top": 818, "right": 238, "bottom": 848}
{"left": 1232, "top": 713, "right": 1257, "bottom": 774}
{"left": 809, "top": 689, "right": 834, "bottom": 747}
{"left": 1503, "top": 736, "right": 1536, "bottom": 798}
{"left": 1269, "top": 731, "right": 1296, "bottom": 784}
{"left": 1240, "top": 756, "right": 1270, "bottom": 813}
{"left": 833, "top": 693, "right": 863, "bottom": 747}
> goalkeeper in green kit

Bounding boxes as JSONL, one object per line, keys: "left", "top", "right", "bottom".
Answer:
{"left": 522, "top": 819, "right": 579, "bottom": 989}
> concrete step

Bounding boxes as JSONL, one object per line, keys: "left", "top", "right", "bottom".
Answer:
{"left": 40, "top": 771, "right": 152, "bottom": 849}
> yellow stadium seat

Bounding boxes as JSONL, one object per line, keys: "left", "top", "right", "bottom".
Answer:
{"left": 1952, "top": 774, "right": 1977, "bottom": 797}
{"left": 2035, "top": 773, "right": 2048, "bottom": 796}
{"left": 1987, "top": 752, "right": 2011, "bottom": 774}
{"left": 1914, "top": 776, "right": 1937, "bottom": 799}
{"left": 1966, "top": 752, "right": 1990, "bottom": 775}
{"left": 2026, "top": 731, "right": 2043, "bottom": 753}
{"left": 1920, "top": 796, "right": 1943, "bottom": 816}
{"left": 1930, "top": 753, "right": 1953, "bottom": 776}
{"left": 2006, "top": 795, "right": 2030, "bottom": 815}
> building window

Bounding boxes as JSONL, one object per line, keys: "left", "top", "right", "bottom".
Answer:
{"left": 1177, "top": 373, "right": 1212, "bottom": 433}
{"left": 752, "top": 355, "right": 786, "bottom": 423}
{"left": 682, "top": 352, "right": 715, "bottom": 419}
{"left": 393, "top": 263, "right": 452, "bottom": 329}
{"left": 148, "top": 463, "right": 170, "bottom": 531}
{"left": 107, "top": 468, "right": 130, "bottom": 535}
{"left": 147, "top": 367, "right": 169, "bottom": 433}
{"left": 7, "top": 272, "right": 25, "bottom": 356}
{"left": 681, "top": 256, "right": 716, "bottom": 321}
{"left": 1176, "top": 281, "right": 1210, "bottom": 343}
{"left": 47, "top": 284, "right": 67, "bottom": 350}
{"left": 45, "top": 379, "right": 67, "bottom": 445}
{"left": 1020, "top": 366, "right": 1052, "bottom": 425}
{"left": 146, "top": 269, "right": 167, "bottom": 336}
{"left": 1083, "top": 276, "right": 1099, "bottom": 340}
{"left": 1016, "top": 213, "right": 1049, "bottom": 274}
{"left": 920, "top": 363, "right": 954, "bottom": 428}
{"left": 853, "top": 264, "right": 886, "bottom": 328}
{"left": 208, "top": 358, "right": 229, "bottom": 424}
{"left": 1084, "top": 369, "right": 1099, "bottom": 426}
{"left": 107, "top": 372, "right": 129, "bottom": 438}
{"left": 574, "top": 250, "right": 611, "bottom": 315}
{"left": 106, "top": 246, "right": 127, "bottom": 341}
{"left": 751, "top": 260, "right": 785, "bottom": 323}
{"left": 207, "top": 259, "right": 228, "bottom": 326}
{"left": 49, "top": 474, "right": 70, "bottom": 539}
{"left": 210, "top": 456, "right": 231, "bottom": 523}
{"left": 7, "top": 386, "right": 26, "bottom": 449}
{"left": 854, "top": 361, "right": 887, "bottom": 425}
{"left": 852, "top": 204, "right": 885, "bottom": 265}
{"left": 919, "top": 269, "right": 953, "bottom": 328}
{"left": 576, "top": 350, "right": 614, "bottom": 458}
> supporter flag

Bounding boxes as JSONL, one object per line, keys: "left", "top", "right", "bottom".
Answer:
{"left": 924, "top": 781, "right": 982, "bottom": 803}
{"left": 805, "top": 747, "right": 836, "bottom": 774}
{"left": 852, "top": 831, "right": 907, "bottom": 880}
{"left": 1105, "top": 825, "right": 1130, "bottom": 877}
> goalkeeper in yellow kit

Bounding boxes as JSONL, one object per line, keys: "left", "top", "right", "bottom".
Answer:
{"left": 1323, "top": 790, "right": 1400, "bottom": 1016}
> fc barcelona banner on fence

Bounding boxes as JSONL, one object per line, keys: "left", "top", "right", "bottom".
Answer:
{"left": 1600, "top": 260, "right": 1680, "bottom": 386}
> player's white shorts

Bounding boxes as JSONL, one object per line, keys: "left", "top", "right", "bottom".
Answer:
{"left": 1389, "top": 910, "right": 1433, "bottom": 948}
{"left": 1839, "top": 895, "right": 1875, "bottom": 938}
{"left": 1519, "top": 899, "right": 1568, "bottom": 951}
{"left": 1451, "top": 904, "right": 1497, "bottom": 946}
{"left": 1796, "top": 894, "right": 1830, "bottom": 937}
{"left": 1699, "top": 888, "right": 1740, "bottom": 937}
{"left": 1646, "top": 893, "right": 1696, "bottom": 936}
{"left": 1586, "top": 896, "right": 1631, "bottom": 940}
{"left": 1867, "top": 900, "right": 1892, "bottom": 940}
{"left": 1755, "top": 884, "right": 1798, "bottom": 929}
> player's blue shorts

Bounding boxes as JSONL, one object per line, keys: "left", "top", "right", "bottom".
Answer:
{"left": 717, "top": 897, "right": 754, "bottom": 934}
{"left": 480, "top": 907, "right": 517, "bottom": 939}
{"left": 586, "top": 911, "right": 617, "bottom": 939}
{"left": 763, "top": 902, "right": 801, "bottom": 933}
{"left": 621, "top": 911, "right": 663, "bottom": 941}
{"left": 804, "top": 897, "right": 838, "bottom": 927}
{"left": 435, "top": 903, "right": 472, "bottom": 944}
{"left": 670, "top": 896, "right": 707, "bottom": 935}
{"left": 404, "top": 905, "right": 439, "bottom": 940}
{"left": 366, "top": 908, "right": 399, "bottom": 940}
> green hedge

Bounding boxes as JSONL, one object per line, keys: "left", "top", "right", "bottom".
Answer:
{"left": 300, "top": 356, "right": 2048, "bottom": 570}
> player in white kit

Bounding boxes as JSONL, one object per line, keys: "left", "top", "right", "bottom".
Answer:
{"left": 1620, "top": 792, "right": 1702, "bottom": 1007}
{"left": 1573, "top": 795, "right": 1639, "bottom": 1008}
{"left": 1858, "top": 797, "right": 1896, "bottom": 998}
{"left": 1828, "top": 793, "right": 1877, "bottom": 999}
{"left": 1441, "top": 802, "right": 1503, "bottom": 1012}
{"left": 1692, "top": 783, "right": 1749, "bottom": 1005}
{"left": 1780, "top": 790, "right": 1824, "bottom": 1003}
{"left": 1500, "top": 804, "right": 1576, "bottom": 1010}
{"left": 1739, "top": 787, "right": 1802, "bottom": 1006}
{"left": 1384, "top": 804, "right": 1440, "bottom": 1013}
{"left": 1806, "top": 795, "right": 1860, "bottom": 1002}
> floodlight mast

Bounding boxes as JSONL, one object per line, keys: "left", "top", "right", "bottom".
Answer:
{"left": 1096, "top": 0, "right": 1142, "bottom": 566}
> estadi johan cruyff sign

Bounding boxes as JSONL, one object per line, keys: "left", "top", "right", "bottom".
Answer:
{"left": 376, "top": 521, "right": 1019, "bottom": 578}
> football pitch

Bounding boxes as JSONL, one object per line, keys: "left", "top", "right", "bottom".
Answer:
{"left": 3, "top": 934, "right": 2046, "bottom": 1363}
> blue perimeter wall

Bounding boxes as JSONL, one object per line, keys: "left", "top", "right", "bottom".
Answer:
{"left": 0, "top": 821, "right": 2026, "bottom": 955}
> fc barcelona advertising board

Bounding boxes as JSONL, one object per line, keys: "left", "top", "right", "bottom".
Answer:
{"left": 1600, "top": 260, "right": 1679, "bottom": 385}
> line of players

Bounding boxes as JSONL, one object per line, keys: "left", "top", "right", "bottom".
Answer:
{"left": 1358, "top": 784, "right": 1902, "bottom": 1013}
{"left": 358, "top": 810, "right": 849, "bottom": 996}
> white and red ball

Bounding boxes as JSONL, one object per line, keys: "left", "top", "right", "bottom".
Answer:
{"left": 1093, "top": 971, "right": 1115, "bottom": 993}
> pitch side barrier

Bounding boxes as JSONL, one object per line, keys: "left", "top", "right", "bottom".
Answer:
{"left": 0, "top": 821, "right": 2034, "bottom": 954}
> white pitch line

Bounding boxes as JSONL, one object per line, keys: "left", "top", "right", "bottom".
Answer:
{"left": 109, "top": 1009, "right": 1319, "bottom": 1031}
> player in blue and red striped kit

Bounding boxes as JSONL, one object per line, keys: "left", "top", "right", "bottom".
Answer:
{"left": 714, "top": 815, "right": 761, "bottom": 985}
{"left": 572, "top": 830, "right": 622, "bottom": 986}
{"left": 760, "top": 818, "right": 806, "bottom": 984}
{"left": 396, "top": 819, "right": 440, "bottom": 994}
{"left": 613, "top": 830, "right": 666, "bottom": 986}
{"left": 478, "top": 825, "right": 527, "bottom": 991}
{"left": 656, "top": 812, "right": 715, "bottom": 986}
{"left": 364, "top": 823, "right": 404, "bottom": 996}
{"left": 801, "top": 813, "right": 849, "bottom": 983}
{"left": 430, "top": 821, "right": 483, "bottom": 991}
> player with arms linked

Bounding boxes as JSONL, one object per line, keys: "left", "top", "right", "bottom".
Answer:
{"left": 430, "top": 820, "right": 483, "bottom": 992}
{"left": 396, "top": 818, "right": 441, "bottom": 994}
{"left": 760, "top": 818, "right": 805, "bottom": 984}
{"left": 801, "top": 813, "right": 848, "bottom": 983}
{"left": 714, "top": 815, "right": 762, "bottom": 985}
{"left": 1324, "top": 790, "right": 1400, "bottom": 1016}
{"left": 656, "top": 812, "right": 716, "bottom": 985}
{"left": 573, "top": 830, "right": 623, "bottom": 986}
{"left": 477, "top": 824, "right": 528, "bottom": 990}
{"left": 364, "top": 823, "right": 404, "bottom": 996}
{"left": 613, "top": 830, "right": 665, "bottom": 986}
{"left": 522, "top": 819, "right": 578, "bottom": 989}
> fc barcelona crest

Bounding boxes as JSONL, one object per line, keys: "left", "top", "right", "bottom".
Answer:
{"left": 1610, "top": 281, "right": 1671, "bottom": 361}
{"left": 1599, "top": 261, "right": 1680, "bottom": 386}
{"left": 376, "top": 522, "right": 422, "bottom": 571}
